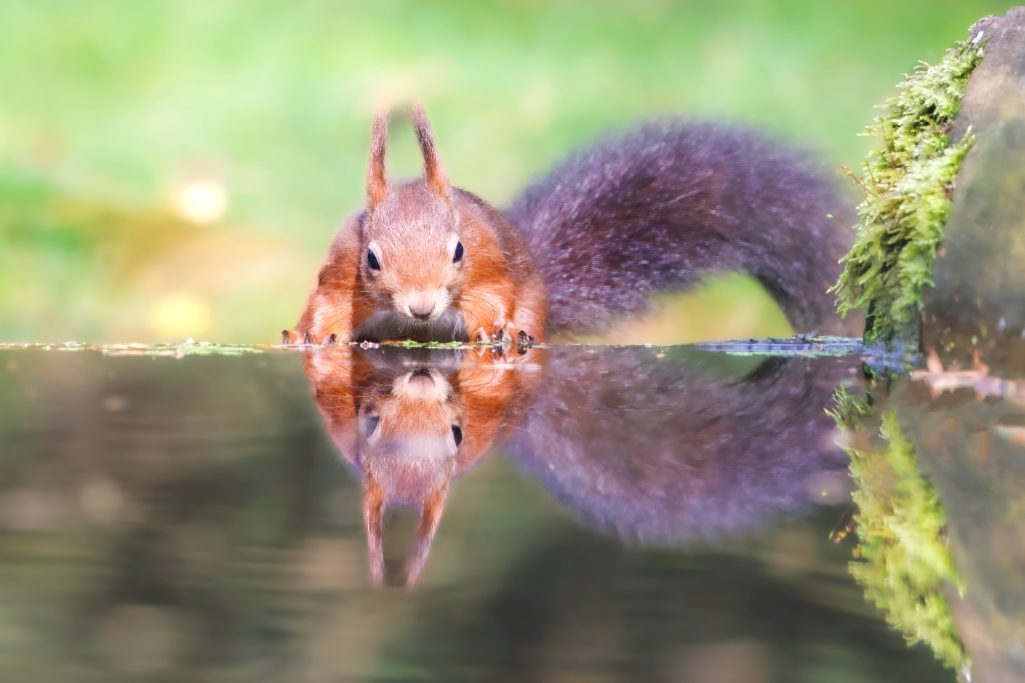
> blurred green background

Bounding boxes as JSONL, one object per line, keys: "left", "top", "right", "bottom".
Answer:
{"left": 0, "top": 0, "right": 1017, "bottom": 344}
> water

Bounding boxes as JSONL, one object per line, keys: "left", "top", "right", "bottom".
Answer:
{"left": 0, "top": 342, "right": 1020, "bottom": 682}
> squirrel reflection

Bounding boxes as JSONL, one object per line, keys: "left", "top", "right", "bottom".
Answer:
{"left": 304, "top": 346, "right": 540, "bottom": 586}
{"left": 304, "top": 346, "right": 854, "bottom": 586}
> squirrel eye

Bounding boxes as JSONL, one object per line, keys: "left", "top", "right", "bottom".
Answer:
{"left": 367, "top": 249, "right": 381, "bottom": 271}
{"left": 364, "top": 413, "right": 381, "bottom": 437}
{"left": 453, "top": 241, "right": 464, "bottom": 263}
{"left": 451, "top": 424, "right": 463, "bottom": 447}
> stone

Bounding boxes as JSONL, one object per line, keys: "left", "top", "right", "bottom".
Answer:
{"left": 922, "top": 8, "right": 1025, "bottom": 371}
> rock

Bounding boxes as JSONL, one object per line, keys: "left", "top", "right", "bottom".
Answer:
{"left": 886, "top": 377, "right": 1025, "bottom": 683}
{"left": 921, "top": 8, "right": 1025, "bottom": 371}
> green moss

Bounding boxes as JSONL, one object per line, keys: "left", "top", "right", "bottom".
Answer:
{"left": 383, "top": 340, "right": 476, "bottom": 349}
{"left": 833, "top": 36, "right": 983, "bottom": 344}
{"left": 831, "top": 395, "right": 968, "bottom": 672}
{"left": 381, "top": 338, "right": 551, "bottom": 350}
{"left": 826, "top": 385, "right": 872, "bottom": 431}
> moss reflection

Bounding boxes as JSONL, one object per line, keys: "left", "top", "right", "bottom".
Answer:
{"left": 832, "top": 389, "right": 967, "bottom": 673}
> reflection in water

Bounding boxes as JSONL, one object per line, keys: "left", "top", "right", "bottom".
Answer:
{"left": 834, "top": 358, "right": 1025, "bottom": 682}
{"left": 304, "top": 345, "right": 856, "bottom": 584}
{"left": 305, "top": 346, "right": 541, "bottom": 585}
{"left": 302, "top": 341, "right": 1025, "bottom": 680}
{"left": 0, "top": 347, "right": 960, "bottom": 681}
{"left": 832, "top": 392, "right": 967, "bottom": 674}
{"left": 509, "top": 348, "right": 853, "bottom": 544}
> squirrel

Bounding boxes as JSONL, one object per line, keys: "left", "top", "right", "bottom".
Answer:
{"left": 285, "top": 105, "right": 857, "bottom": 346}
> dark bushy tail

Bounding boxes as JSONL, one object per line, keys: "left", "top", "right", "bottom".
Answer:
{"left": 506, "top": 120, "right": 857, "bottom": 335}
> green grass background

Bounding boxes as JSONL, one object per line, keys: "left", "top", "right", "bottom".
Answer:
{"left": 0, "top": 0, "right": 1017, "bottom": 343}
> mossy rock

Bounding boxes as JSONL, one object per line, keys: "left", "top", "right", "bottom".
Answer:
{"left": 833, "top": 28, "right": 982, "bottom": 347}
{"left": 835, "top": 8, "right": 1025, "bottom": 369}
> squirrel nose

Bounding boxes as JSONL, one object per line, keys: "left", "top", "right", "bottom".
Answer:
{"left": 409, "top": 301, "right": 436, "bottom": 321}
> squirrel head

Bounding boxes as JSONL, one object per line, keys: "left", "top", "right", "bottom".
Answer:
{"left": 360, "top": 106, "right": 466, "bottom": 328}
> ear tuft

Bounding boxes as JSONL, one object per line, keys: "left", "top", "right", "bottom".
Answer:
{"left": 366, "top": 110, "right": 389, "bottom": 210}
{"left": 362, "top": 471, "right": 387, "bottom": 586}
{"left": 404, "top": 481, "right": 450, "bottom": 587}
{"left": 411, "top": 104, "right": 451, "bottom": 200}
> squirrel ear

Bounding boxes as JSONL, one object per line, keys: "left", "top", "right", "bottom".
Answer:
{"left": 404, "top": 481, "right": 450, "bottom": 587}
{"left": 411, "top": 104, "right": 451, "bottom": 200}
{"left": 366, "top": 110, "right": 389, "bottom": 210}
{"left": 362, "top": 471, "right": 387, "bottom": 586}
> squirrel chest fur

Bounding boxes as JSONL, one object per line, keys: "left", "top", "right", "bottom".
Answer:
{"left": 288, "top": 106, "right": 855, "bottom": 345}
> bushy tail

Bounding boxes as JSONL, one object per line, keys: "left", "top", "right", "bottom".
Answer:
{"left": 506, "top": 120, "right": 857, "bottom": 336}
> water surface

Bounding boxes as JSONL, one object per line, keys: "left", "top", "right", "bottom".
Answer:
{"left": 1, "top": 342, "right": 1019, "bottom": 682}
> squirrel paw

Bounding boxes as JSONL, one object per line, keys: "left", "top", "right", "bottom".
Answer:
{"left": 472, "top": 317, "right": 513, "bottom": 344}
{"left": 516, "top": 330, "right": 535, "bottom": 354}
{"left": 283, "top": 329, "right": 339, "bottom": 347}
{"left": 473, "top": 327, "right": 498, "bottom": 344}
{"left": 281, "top": 329, "right": 317, "bottom": 345}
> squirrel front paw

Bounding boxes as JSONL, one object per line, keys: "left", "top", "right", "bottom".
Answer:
{"left": 473, "top": 322, "right": 517, "bottom": 344}
{"left": 472, "top": 324, "right": 536, "bottom": 354}
{"left": 281, "top": 329, "right": 305, "bottom": 345}
{"left": 281, "top": 329, "right": 339, "bottom": 347}
{"left": 499, "top": 322, "right": 536, "bottom": 354}
{"left": 515, "top": 330, "right": 536, "bottom": 354}
{"left": 473, "top": 326, "right": 506, "bottom": 344}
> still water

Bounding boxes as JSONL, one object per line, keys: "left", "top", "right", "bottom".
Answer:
{"left": 0, "top": 342, "right": 1021, "bottom": 682}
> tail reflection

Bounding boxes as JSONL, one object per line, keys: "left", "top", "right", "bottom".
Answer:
{"left": 509, "top": 349, "right": 855, "bottom": 544}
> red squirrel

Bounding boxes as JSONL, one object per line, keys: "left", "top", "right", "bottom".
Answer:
{"left": 286, "top": 105, "right": 856, "bottom": 345}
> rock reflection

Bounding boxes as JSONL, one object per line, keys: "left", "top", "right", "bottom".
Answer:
{"left": 834, "top": 358, "right": 1025, "bottom": 682}
{"left": 304, "top": 345, "right": 857, "bottom": 585}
